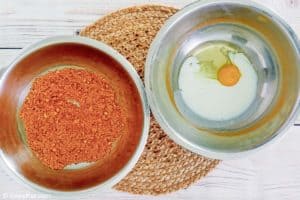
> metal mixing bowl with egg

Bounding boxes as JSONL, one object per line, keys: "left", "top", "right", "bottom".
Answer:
{"left": 145, "top": 0, "right": 300, "bottom": 159}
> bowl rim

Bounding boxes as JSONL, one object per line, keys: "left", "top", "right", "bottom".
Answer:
{"left": 145, "top": 0, "right": 300, "bottom": 159}
{"left": 0, "top": 35, "right": 150, "bottom": 195}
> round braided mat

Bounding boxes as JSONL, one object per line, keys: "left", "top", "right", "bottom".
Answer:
{"left": 80, "top": 5, "right": 220, "bottom": 195}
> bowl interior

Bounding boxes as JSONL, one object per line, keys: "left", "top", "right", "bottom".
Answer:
{"left": 0, "top": 42, "right": 145, "bottom": 191}
{"left": 146, "top": 0, "right": 300, "bottom": 156}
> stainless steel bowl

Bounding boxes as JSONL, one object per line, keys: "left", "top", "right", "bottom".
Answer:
{"left": 0, "top": 36, "right": 150, "bottom": 194}
{"left": 145, "top": 0, "right": 300, "bottom": 159}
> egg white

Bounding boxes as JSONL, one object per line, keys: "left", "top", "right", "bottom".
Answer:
{"left": 178, "top": 52, "right": 258, "bottom": 121}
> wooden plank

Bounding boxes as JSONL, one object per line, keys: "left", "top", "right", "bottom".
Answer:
{"left": 0, "top": 0, "right": 299, "bottom": 48}
{"left": 0, "top": 49, "right": 21, "bottom": 68}
{"left": 0, "top": 159, "right": 263, "bottom": 200}
{"left": 0, "top": 0, "right": 194, "bottom": 48}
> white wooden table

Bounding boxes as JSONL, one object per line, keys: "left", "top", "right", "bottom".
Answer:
{"left": 0, "top": 0, "right": 300, "bottom": 199}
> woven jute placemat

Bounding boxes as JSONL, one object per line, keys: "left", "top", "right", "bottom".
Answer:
{"left": 80, "top": 5, "right": 220, "bottom": 195}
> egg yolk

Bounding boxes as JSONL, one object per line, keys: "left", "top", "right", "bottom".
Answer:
{"left": 217, "top": 64, "right": 241, "bottom": 86}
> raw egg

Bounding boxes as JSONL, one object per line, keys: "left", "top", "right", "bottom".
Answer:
{"left": 178, "top": 51, "right": 258, "bottom": 121}
{"left": 217, "top": 64, "right": 241, "bottom": 86}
